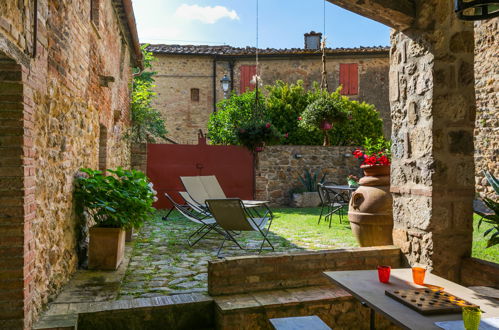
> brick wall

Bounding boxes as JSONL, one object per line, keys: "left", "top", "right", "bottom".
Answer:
{"left": 0, "top": 0, "right": 137, "bottom": 327}
{"left": 131, "top": 143, "right": 148, "bottom": 173}
{"left": 0, "top": 56, "right": 28, "bottom": 330}
{"left": 150, "top": 53, "right": 391, "bottom": 144}
{"left": 255, "top": 145, "right": 362, "bottom": 205}
{"left": 474, "top": 18, "right": 498, "bottom": 199}
{"left": 208, "top": 246, "right": 402, "bottom": 295}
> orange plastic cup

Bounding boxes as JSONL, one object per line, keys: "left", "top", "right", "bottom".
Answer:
{"left": 412, "top": 267, "right": 426, "bottom": 285}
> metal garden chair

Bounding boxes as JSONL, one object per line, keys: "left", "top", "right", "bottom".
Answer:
{"left": 317, "top": 183, "right": 347, "bottom": 227}
{"left": 205, "top": 198, "right": 274, "bottom": 257}
{"left": 164, "top": 192, "right": 223, "bottom": 247}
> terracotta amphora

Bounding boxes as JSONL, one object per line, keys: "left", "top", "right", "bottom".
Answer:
{"left": 348, "top": 165, "right": 393, "bottom": 247}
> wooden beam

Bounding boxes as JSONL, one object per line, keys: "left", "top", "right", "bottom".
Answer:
{"left": 326, "top": 0, "right": 415, "bottom": 31}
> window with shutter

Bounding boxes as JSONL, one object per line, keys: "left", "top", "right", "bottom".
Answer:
{"left": 239, "top": 65, "right": 257, "bottom": 94}
{"left": 339, "top": 63, "right": 359, "bottom": 95}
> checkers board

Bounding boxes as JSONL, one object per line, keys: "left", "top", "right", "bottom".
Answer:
{"left": 385, "top": 288, "right": 479, "bottom": 315}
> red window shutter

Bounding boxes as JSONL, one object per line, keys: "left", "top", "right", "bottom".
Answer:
{"left": 339, "top": 64, "right": 350, "bottom": 95}
{"left": 349, "top": 63, "right": 358, "bottom": 95}
{"left": 240, "top": 65, "right": 257, "bottom": 94}
{"left": 339, "top": 63, "right": 358, "bottom": 95}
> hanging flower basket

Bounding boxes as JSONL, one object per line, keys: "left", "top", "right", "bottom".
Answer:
{"left": 235, "top": 120, "right": 281, "bottom": 152}
{"left": 319, "top": 120, "right": 333, "bottom": 131}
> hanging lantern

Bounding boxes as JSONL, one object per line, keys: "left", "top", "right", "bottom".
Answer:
{"left": 455, "top": 0, "right": 499, "bottom": 20}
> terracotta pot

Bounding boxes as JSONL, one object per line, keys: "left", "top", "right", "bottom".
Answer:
{"left": 125, "top": 228, "right": 133, "bottom": 242}
{"left": 88, "top": 227, "right": 125, "bottom": 270}
{"left": 348, "top": 165, "right": 393, "bottom": 247}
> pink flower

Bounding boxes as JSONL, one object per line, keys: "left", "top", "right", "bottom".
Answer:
{"left": 265, "top": 123, "right": 271, "bottom": 128}
{"left": 284, "top": 133, "right": 289, "bottom": 138}
{"left": 298, "top": 116, "right": 302, "bottom": 121}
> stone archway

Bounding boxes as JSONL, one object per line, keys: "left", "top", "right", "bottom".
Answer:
{"left": 326, "top": 0, "right": 476, "bottom": 281}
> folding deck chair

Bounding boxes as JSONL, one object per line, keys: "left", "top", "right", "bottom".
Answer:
{"left": 205, "top": 198, "right": 274, "bottom": 257}
{"left": 164, "top": 193, "right": 222, "bottom": 247}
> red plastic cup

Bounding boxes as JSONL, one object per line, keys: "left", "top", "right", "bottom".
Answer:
{"left": 377, "top": 265, "right": 391, "bottom": 283}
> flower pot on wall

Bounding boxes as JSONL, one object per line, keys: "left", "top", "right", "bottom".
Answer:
{"left": 88, "top": 227, "right": 125, "bottom": 270}
{"left": 348, "top": 165, "right": 393, "bottom": 247}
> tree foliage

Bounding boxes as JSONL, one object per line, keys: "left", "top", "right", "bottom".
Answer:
{"left": 207, "top": 91, "right": 259, "bottom": 145}
{"left": 128, "top": 45, "right": 167, "bottom": 143}
{"left": 207, "top": 80, "right": 384, "bottom": 147}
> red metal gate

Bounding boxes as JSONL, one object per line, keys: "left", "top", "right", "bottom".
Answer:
{"left": 147, "top": 138, "right": 254, "bottom": 209}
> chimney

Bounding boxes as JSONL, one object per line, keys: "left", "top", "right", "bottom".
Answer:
{"left": 304, "top": 31, "right": 322, "bottom": 50}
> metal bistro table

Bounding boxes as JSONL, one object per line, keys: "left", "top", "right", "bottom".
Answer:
{"left": 324, "top": 269, "right": 499, "bottom": 330}
{"left": 323, "top": 184, "right": 357, "bottom": 200}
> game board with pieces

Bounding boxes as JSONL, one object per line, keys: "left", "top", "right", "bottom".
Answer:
{"left": 385, "top": 288, "right": 479, "bottom": 315}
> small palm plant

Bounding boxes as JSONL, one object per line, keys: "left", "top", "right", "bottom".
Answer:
{"left": 475, "top": 171, "right": 499, "bottom": 248}
{"left": 298, "top": 169, "right": 327, "bottom": 192}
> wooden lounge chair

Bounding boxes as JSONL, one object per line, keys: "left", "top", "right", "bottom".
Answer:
{"left": 164, "top": 192, "right": 222, "bottom": 247}
{"left": 205, "top": 198, "right": 274, "bottom": 257}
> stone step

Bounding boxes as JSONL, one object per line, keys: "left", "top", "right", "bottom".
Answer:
{"left": 33, "top": 293, "right": 215, "bottom": 330}
{"left": 214, "top": 285, "right": 399, "bottom": 330}
{"left": 32, "top": 314, "right": 78, "bottom": 330}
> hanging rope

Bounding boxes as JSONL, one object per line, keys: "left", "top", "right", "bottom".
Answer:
{"left": 254, "top": 0, "right": 261, "bottom": 119}
{"left": 320, "top": 0, "right": 329, "bottom": 91}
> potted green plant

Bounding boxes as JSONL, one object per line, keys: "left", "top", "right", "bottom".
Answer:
{"left": 299, "top": 92, "right": 348, "bottom": 146}
{"left": 235, "top": 120, "right": 282, "bottom": 152}
{"left": 75, "top": 167, "right": 156, "bottom": 270}
{"left": 290, "top": 169, "right": 327, "bottom": 207}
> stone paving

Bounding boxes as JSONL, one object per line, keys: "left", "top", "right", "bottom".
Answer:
{"left": 119, "top": 210, "right": 306, "bottom": 299}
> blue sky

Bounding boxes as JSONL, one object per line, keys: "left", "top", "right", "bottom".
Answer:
{"left": 132, "top": 0, "right": 390, "bottom": 49}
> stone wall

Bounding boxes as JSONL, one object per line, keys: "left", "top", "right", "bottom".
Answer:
{"left": 389, "top": 1, "right": 476, "bottom": 281}
{"left": 208, "top": 246, "right": 402, "bottom": 295}
{"left": 460, "top": 257, "right": 499, "bottom": 288}
{"left": 474, "top": 18, "right": 498, "bottom": 199}
{"left": 255, "top": 145, "right": 362, "bottom": 205}
{"left": 0, "top": 0, "right": 137, "bottom": 327}
{"left": 150, "top": 52, "right": 390, "bottom": 144}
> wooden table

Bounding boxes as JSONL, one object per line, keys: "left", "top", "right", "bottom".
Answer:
{"left": 324, "top": 269, "right": 499, "bottom": 330}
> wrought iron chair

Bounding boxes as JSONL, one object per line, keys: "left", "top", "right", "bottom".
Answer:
{"left": 317, "top": 183, "right": 348, "bottom": 227}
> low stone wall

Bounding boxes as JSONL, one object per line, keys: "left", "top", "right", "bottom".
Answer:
{"left": 255, "top": 145, "right": 362, "bottom": 205}
{"left": 460, "top": 258, "right": 499, "bottom": 288}
{"left": 208, "top": 246, "right": 402, "bottom": 295}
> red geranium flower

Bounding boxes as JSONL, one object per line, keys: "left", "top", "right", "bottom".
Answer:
{"left": 265, "top": 123, "right": 271, "bottom": 128}
{"left": 298, "top": 116, "right": 302, "bottom": 121}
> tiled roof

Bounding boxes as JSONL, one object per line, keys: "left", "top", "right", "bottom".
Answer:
{"left": 146, "top": 44, "right": 389, "bottom": 56}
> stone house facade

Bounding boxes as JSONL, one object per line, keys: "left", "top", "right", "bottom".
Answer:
{"left": 0, "top": 0, "right": 141, "bottom": 328}
{"left": 147, "top": 39, "right": 391, "bottom": 144}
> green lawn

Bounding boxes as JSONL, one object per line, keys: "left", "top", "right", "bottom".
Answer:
{"left": 471, "top": 214, "right": 499, "bottom": 263}
{"left": 270, "top": 207, "right": 358, "bottom": 250}
{"left": 161, "top": 207, "right": 498, "bottom": 263}
{"left": 271, "top": 208, "right": 498, "bottom": 263}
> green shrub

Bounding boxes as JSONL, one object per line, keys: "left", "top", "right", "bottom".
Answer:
{"left": 327, "top": 97, "right": 384, "bottom": 146}
{"left": 476, "top": 171, "right": 499, "bottom": 248}
{"left": 207, "top": 91, "right": 261, "bottom": 145}
{"left": 235, "top": 120, "right": 282, "bottom": 151}
{"left": 75, "top": 168, "right": 156, "bottom": 229}
{"left": 208, "top": 81, "right": 384, "bottom": 147}
{"left": 265, "top": 80, "right": 323, "bottom": 145}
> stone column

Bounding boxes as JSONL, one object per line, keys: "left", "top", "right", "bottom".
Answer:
{"left": 390, "top": 0, "right": 476, "bottom": 281}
